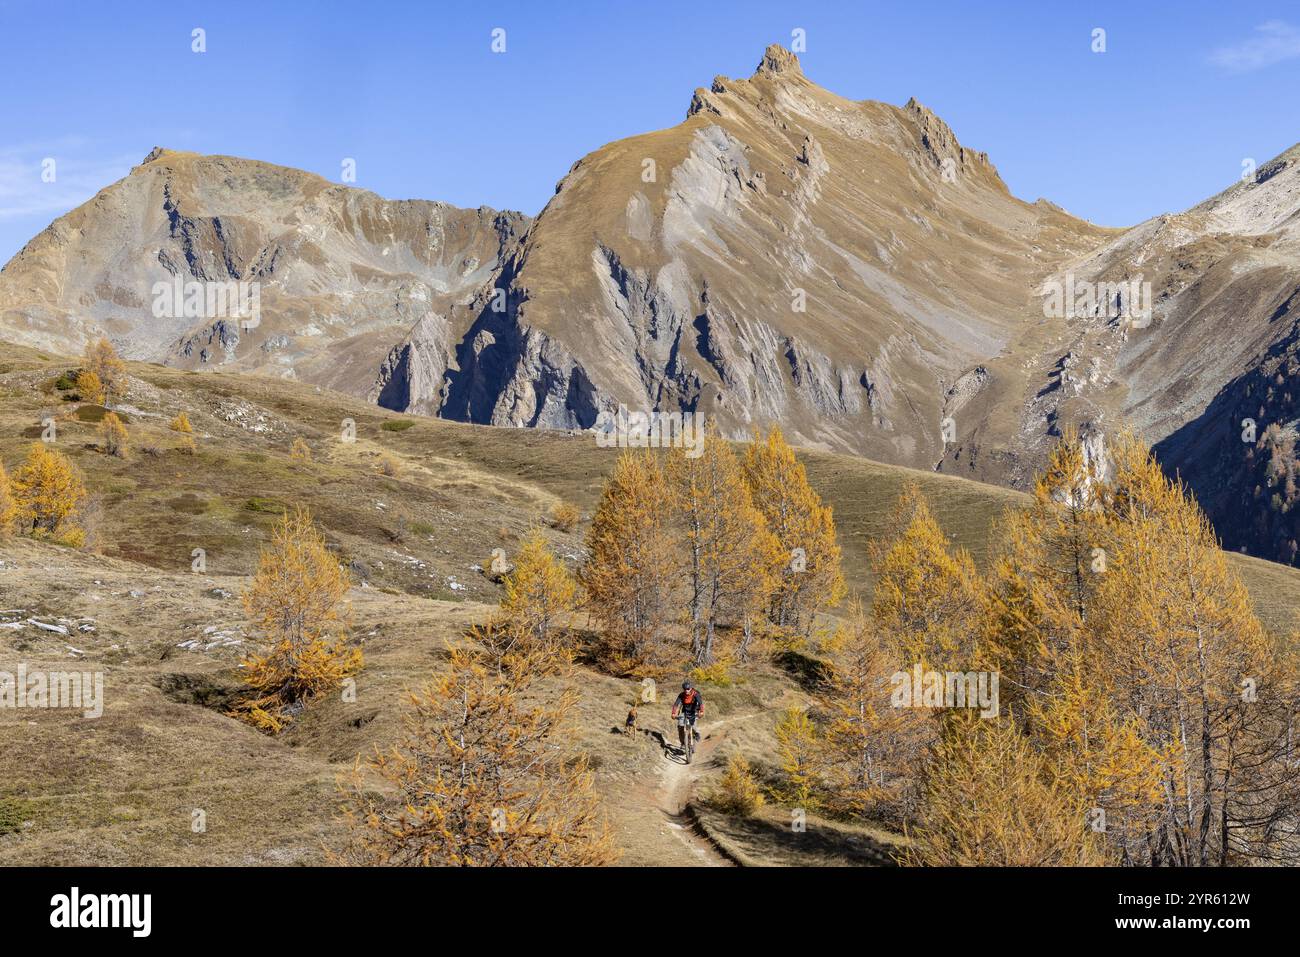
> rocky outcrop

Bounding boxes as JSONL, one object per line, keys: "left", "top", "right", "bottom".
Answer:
{"left": 0, "top": 150, "right": 529, "bottom": 398}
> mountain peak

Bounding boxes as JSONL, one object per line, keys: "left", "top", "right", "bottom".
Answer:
{"left": 754, "top": 44, "right": 802, "bottom": 78}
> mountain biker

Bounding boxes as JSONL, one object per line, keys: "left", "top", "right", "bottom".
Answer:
{"left": 671, "top": 680, "right": 704, "bottom": 751}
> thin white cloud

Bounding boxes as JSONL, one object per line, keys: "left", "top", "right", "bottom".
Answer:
{"left": 1209, "top": 20, "right": 1300, "bottom": 73}
{"left": 0, "top": 143, "right": 136, "bottom": 220}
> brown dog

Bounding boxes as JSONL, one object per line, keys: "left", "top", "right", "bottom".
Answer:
{"left": 624, "top": 703, "right": 638, "bottom": 735}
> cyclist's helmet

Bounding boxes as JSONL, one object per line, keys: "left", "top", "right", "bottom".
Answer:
{"left": 682, "top": 680, "right": 693, "bottom": 691}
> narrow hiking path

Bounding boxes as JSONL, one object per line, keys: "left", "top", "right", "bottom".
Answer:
{"left": 656, "top": 725, "right": 733, "bottom": 866}
{"left": 650, "top": 709, "right": 771, "bottom": 867}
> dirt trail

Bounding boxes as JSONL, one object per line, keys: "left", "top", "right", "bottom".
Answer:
{"left": 651, "top": 710, "right": 768, "bottom": 867}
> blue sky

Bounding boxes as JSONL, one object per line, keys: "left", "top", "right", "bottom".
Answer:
{"left": 2, "top": 0, "right": 1300, "bottom": 263}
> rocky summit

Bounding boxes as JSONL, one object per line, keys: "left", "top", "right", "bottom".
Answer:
{"left": 2, "top": 46, "right": 1298, "bottom": 564}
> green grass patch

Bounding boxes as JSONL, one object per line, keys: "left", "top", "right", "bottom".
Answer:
{"left": 74, "top": 405, "right": 129, "bottom": 424}
{"left": 381, "top": 419, "right": 415, "bottom": 432}
{"left": 243, "top": 497, "right": 287, "bottom": 514}
{"left": 0, "top": 797, "right": 38, "bottom": 835}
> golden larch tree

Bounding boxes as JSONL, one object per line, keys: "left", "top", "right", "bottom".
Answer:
{"left": 981, "top": 429, "right": 1111, "bottom": 711}
{"left": 870, "top": 483, "right": 982, "bottom": 673}
{"left": 741, "top": 425, "right": 845, "bottom": 638}
{"left": 1090, "top": 432, "right": 1298, "bottom": 865}
{"left": 9, "top": 443, "right": 87, "bottom": 538}
{"left": 0, "top": 461, "right": 16, "bottom": 537}
{"left": 235, "top": 506, "right": 360, "bottom": 732}
{"left": 339, "top": 644, "right": 617, "bottom": 866}
{"left": 74, "top": 369, "right": 105, "bottom": 405}
{"left": 774, "top": 705, "right": 822, "bottom": 808}
{"left": 906, "top": 715, "right": 1106, "bottom": 866}
{"left": 499, "top": 526, "right": 579, "bottom": 649}
{"left": 581, "top": 449, "right": 680, "bottom": 663}
{"left": 818, "top": 599, "right": 929, "bottom": 823}
{"left": 83, "top": 338, "right": 127, "bottom": 406}
{"left": 99, "top": 411, "right": 128, "bottom": 458}
{"left": 667, "top": 432, "right": 782, "bottom": 664}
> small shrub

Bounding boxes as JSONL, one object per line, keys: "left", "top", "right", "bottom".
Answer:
{"left": 689, "top": 659, "right": 734, "bottom": 687}
{"left": 377, "top": 453, "right": 401, "bottom": 477}
{"left": 550, "top": 501, "right": 581, "bottom": 533}
{"left": 711, "top": 754, "right": 766, "bottom": 817}
{"left": 381, "top": 419, "right": 415, "bottom": 432}
{"left": 53, "top": 371, "right": 79, "bottom": 391}
{"left": 289, "top": 436, "right": 312, "bottom": 462}
{"left": 169, "top": 412, "right": 193, "bottom": 433}
{"left": 409, "top": 520, "right": 436, "bottom": 537}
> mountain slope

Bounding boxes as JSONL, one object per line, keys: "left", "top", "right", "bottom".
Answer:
{"left": 3, "top": 47, "right": 1299, "bottom": 563}
{"left": 1002, "top": 143, "right": 1300, "bottom": 561}
{"left": 0, "top": 148, "right": 529, "bottom": 398}
{"left": 382, "top": 46, "right": 1113, "bottom": 474}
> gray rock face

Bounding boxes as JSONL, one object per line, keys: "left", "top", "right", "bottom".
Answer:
{"left": 0, "top": 149, "right": 530, "bottom": 400}
{"left": 5, "top": 48, "right": 1300, "bottom": 566}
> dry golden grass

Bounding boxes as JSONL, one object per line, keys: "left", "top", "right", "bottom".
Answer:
{"left": 2, "top": 339, "right": 1298, "bottom": 866}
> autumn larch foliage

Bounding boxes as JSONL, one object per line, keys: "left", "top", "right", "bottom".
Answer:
{"left": 497, "top": 525, "right": 579, "bottom": 650}
{"left": 99, "top": 411, "right": 128, "bottom": 458}
{"left": 169, "top": 412, "right": 193, "bottom": 433}
{"left": 234, "top": 506, "right": 361, "bottom": 733}
{"left": 339, "top": 643, "right": 617, "bottom": 866}
{"left": 1086, "top": 433, "right": 1300, "bottom": 864}
{"left": 82, "top": 338, "right": 127, "bottom": 406}
{"left": 8, "top": 442, "right": 87, "bottom": 540}
{"left": 74, "top": 369, "right": 105, "bottom": 405}
{"left": 910, "top": 430, "right": 1300, "bottom": 866}
{"left": 581, "top": 449, "right": 681, "bottom": 664}
{"left": 712, "top": 753, "right": 765, "bottom": 817}
{"left": 667, "top": 431, "right": 781, "bottom": 665}
{"left": 869, "top": 482, "right": 982, "bottom": 673}
{"left": 906, "top": 715, "right": 1106, "bottom": 866}
{"left": 817, "top": 599, "right": 929, "bottom": 823}
{"left": 741, "top": 425, "right": 845, "bottom": 638}
{"left": 0, "top": 461, "right": 16, "bottom": 538}
{"left": 773, "top": 705, "right": 822, "bottom": 808}
{"left": 289, "top": 436, "right": 312, "bottom": 463}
